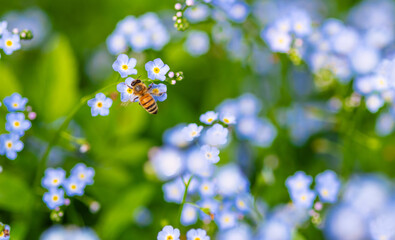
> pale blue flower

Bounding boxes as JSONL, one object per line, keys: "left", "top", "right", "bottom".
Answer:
{"left": 63, "top": 177, "right": 86, "bottom": 197}
{"left": 182, "top": 123, "right": 203, "bottom": 141}
{"left": 43, "top": 188, "right": 65, "bottom": 210}
{"left": 198, "top": 179, "right": 216, "bottom": 198}
{"left": 181, "top": 204, "right": 198, "bottom": 226}
{"left": 130, "top": 30, "right": 151, "bottom": 52}
{"left": 184, "top": 31, "right": 210, "bottom": 57}
{"left": 315, "top": 170, "right": 341, "bottom": 203}
{"left": 70, "top": 163, "right": 95, "bottom": 185}
{"left": 106, "top": 32, "right": 128, "bottom": 55}
{"left": 3, "top": 93, "right": 28, "bottom": 112}
{"left": 285, "top": 171, "right": 313, "bottom": 194}
{"left": 149, "top": 83, "right": 167, "bottom": 102}
{"left": 41, "top": 168, "right": 66, "bottom": 190}
{"left": 216, "top": 209, "right": 238, "bottom": 230}
{"left": 112, "top": 54, "right": 137, "bottom": 78}
{"left": 0, "top": 30, "right": 21, "bottom": 55}
{"left": 186, "top": 148, "right": 214, "bottom": 178}
{"left": 200, "top": 145, "right": 220, "bottom": 164}
{"left": 185, "top": 4, "right": 211, "bottom": 23}
{"left": 145, "top": 58, "right": 170, "bottom": 81}
{"left": 5, "top": 112, "right": 31, "bottom": 137}
{"left": 151, "top": 148, "right": 184, "bottom": 181}
{"left": 157, "top": 226, "right": 180, "bottom": 240}
{"left": 187, "top": 229, "right": 210, "bottom": 240}
{"left": 200, "top": 111, "right": 218, "bottom": 125}
{"left": 0, "top": 134, "right": 23, "bottom": 160}
{"left": 87, "top": 93, "right": 113, "bottom": 117}
{"left": 162, "top": 178, "right": 185, "bottom": 204}
{"left": 290, "top": 188, "right": 316, "bottom": 209}
{"left": 202, "top": 123, "right": 229, "bottom": 147}
{"left": 117, "top": 77, "right": 138, "bottom": 102}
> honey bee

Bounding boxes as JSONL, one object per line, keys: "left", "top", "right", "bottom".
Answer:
{"left": 128, "top": 79, "right": 164, "bottom": 114}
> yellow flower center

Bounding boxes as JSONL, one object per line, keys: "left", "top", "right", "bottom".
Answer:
{"left": 79, "top": 173, "right": 85, "bottom": 179}
{"left": 238, "top": 200, "right": 245, "bottom": 207}
{"left": 53, "top": 195, "right": 59, "bottom": 202}
{"left": 127, "top": 88, "right": 133, "bottom": 94}
{"left": 278, "top": 38, "right": 284, "bottom": 44}
{"left": 205, "top": 153, "right": 212, "bottom": 159}
{"left": 53, "top": 178, "right": 59, "bottom": 184}
{"left": 152, "top": 88, "right": 159, "bottom": 94}
{"left": 223, "top": 118, "right": 230, "bottom": 123}
{"left": 6, "top": 141, "right": 12, "bottom": 149}
{"left": 224, "top": 216, "right": 230, "bottom": 223}
{"left": 195, "top": 238, "right": 201, "bottom": 240}
{"left": 203, "top": 185, "right": 209, "bottom": 191}
{"left": 6, "top": 40, "right": 13, "bottom": 47}
{"left": 13, "top": 103, "right": 18, "bottom": 108}
{"left": 0, "top": 232, "right": 3, "bottom": 237}
{"left": 122, "top": 64, "right": 128, "bottom": 70}
{"left": 321, "top": 189, "right": 329, "bottom": 196}
{"left": 301, "top": 195, "right": 307, "bottom": 201}
{"left": 97, "top": 102, "right": 103, "bottom": 108}
{"left": 166, "top": 235, "right": 173, "bottom": 240}
{"left": 191, "top": 131, "right": 197, "bottom": 136}
{"left": 295, "top": 23, "right": 303, "bottom": 30}
{"left": 207, "top": 118, "right": 213, "bottom": 122}
{"left": 71, "top": 184, "right": 77, "bottom": 190}
{"left": 13, "top": 121, "right": 20, "bottom": 127}
{"left": 153, "top": 67, "right": 160, "bottom": 74}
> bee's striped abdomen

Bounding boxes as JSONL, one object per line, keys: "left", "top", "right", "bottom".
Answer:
{"left": 139, "top": 93, "right": 158, "bottom": 114}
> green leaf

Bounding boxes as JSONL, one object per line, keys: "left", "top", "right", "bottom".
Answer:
{"left": 0, "top": 62, "right": 22, "bottom": 99}
{"left": 0, "top": 172, "right": 33, "bottom": 212}
{"left": 96, "top": 184, "right": 154, "bottom": 239}
{"left": 33, "top": 34, "right": 79, "bottom": 122}
{"left": 113, "top": 103, "right": 148, "bottom": 137}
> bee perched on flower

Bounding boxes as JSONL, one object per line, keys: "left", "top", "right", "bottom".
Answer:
{"left": 111, "top": 55, "right": 177, "bottom": 115}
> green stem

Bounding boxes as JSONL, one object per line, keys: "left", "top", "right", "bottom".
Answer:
{"left": 33, "top": 82, "right": 118, "bottom": 190}
{"left": 177, "top": 176, "right": 193, "bottom": 225}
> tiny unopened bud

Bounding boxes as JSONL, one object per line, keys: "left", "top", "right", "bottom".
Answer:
{"left": 64, "top": 198, "right": 71, "bottom": 206}
{"left": 0, "top": 166, "right": 3, "bottom": 173}
{"left": 58, "top": 211, "right": 64, "bottom": 217}
{"left": 26, "top": 106, "right": 32, "bottom": 112}
{"left": 175, "top": 3, "right": 182, "bottom": 10}
{"left": 168, "top": 71, "right": 175, "bottom": 78}
{"left": 90, "top": 201, "right": 101, "bottom": 213}
{"left": 186, "top": 0, "right": 194, "bottom": 6}
{"left": 80, "top": 143, "right": 90, "bottom": 153}
{"left": 177, "top": 19, "right": 182, "bottom": 24}
{"left": 171, "top": 80, "right": 177, "bottom": 85}
{"left": 172, "top": 16, "right": 177, "bottom": 21}
{"left": 314, "top": 202, "right": 323, "bottom": 211}
{"left": 28, "top": 112, "right": 37, "bottom": 120}
{"left": 12, "top": 28, "right": 19, "bottom": 34}
{"left": 176, "top": 11, "right": 183, "bottom": 17}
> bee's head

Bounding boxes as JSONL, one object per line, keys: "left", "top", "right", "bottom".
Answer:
{"left": 131, "top": 79, "right": 141, "bottom": 87}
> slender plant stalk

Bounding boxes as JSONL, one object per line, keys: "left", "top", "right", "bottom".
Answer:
{"left": 177, "top": 176, "right": 193, "bottom": 226}
{"left": 33, "top": 82, "right": 118, "bottom": 190}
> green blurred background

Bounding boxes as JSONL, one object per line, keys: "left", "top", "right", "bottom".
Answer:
{"left": 1, "top": 0, "right": 394, "bottom": 239}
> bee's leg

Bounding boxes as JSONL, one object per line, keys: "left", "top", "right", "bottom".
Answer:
{"left": 133, "top": 96, "right": 139, "bottom": 102}
{"left": 147, "top": 83, "right": 153, "bottom": 91}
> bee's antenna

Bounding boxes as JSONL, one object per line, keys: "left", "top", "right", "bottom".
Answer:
{"left": 137, "top": 75, "right": 142, "bottom": 80}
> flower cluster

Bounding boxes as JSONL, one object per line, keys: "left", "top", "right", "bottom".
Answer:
{"left": 0, "top": 20, "right": 33, "bottom": 57}
{"left": 0, "top": 93, "right": 34, "bottom": 160}
{"left": 324, "top": 174, "right": 395, "bottom": 240}
{"left": 0, "top": 223, "right": 10, "bottom": 240}
{"left": 41, "top": 163, "right": 95, "bottom": 212}
{"left": 114, "top": 55, "right": 169, "bottom": 104}
{"left": 149, "top": 93, "right": 277, "bottom": 237}
{"left": 286, "top": 170, "right": 341, "bottom": 209}
{"left": 157, "top": 226, "right": 210, "bottom": 240}
{"left": 107, "top": 13, "right": 170, "bottom": 55}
